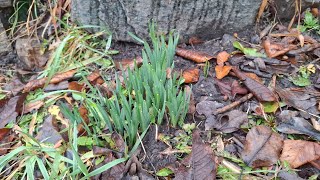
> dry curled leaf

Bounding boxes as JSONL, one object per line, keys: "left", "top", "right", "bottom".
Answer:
{"left": 23, "top": 69, "right": 77, "bottom": 92}
{"left": 241, "top": 125, "right": 283, "bottom": 168}
{"left": 263, "top": 38, "right": 297, "bottom": 58}
{"left": 176, "top": 48, "right": 214, "bottom": 63}
{"left": 183, "top": 68, "right": 200, "bottom": 83}
{"left": 215, "top": 65, "right": 232, "bottom": 79}
{"left": 280, "top": 140, "right": 320, "bottom": 168}
{"left": 217, "top": 51, "right": 230, "bottom": 66}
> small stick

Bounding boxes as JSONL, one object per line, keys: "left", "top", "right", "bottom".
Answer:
{"left": 215, "top": 93, "right": 254, "bottom": 114}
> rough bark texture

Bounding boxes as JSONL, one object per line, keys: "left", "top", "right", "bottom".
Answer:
{"left": 0, "top": 0, "right": 11, "bottom": 8}
{"left": 71, "top": 0, "right": 262, "bottom": 42}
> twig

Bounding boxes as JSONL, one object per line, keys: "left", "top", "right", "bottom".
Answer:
{"left": 215, "top": 93, "right": 254, "bottom": 114}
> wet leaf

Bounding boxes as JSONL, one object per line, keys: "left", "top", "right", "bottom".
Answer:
{"left": 3, "top": 78, "right": 25, "bottom": 96}
{"left": 263, "top": 38, "right": 297, "bottom": 58}
{"left": 290, "top": 75, "right": 311, "bottom": 87}
{"left": 244, "top": 73, "right": 263, "bottom": 84}
{"left": 95, "top": 151, "right": 125, "bottom": 179}
{"left": 176, "top": 48, "right": 214, "bottom": 63}
{"left": 262, "top": 101, "right": 279, "bottom": 113}
{"left": 87, "top": 70, "right": 101, "bottom": 83}
{"left": 280, "top": 140, "right": 320, "bottom": 168}
{"left": 217, "top": 51, "right": 230, "bottom": 66}
{"left": 0, "top": 128, "right": 14, "bottom": 155}
{"left": 44, "top": 81, "right": 69, "bottom": 91}
{"left": 231, "top": 80, "right": 248, "bottom": 97}
{"left": 205, "top": 110, "right": 248, "bottom": 133}
{"left": 157, "top": 167, "right": 174, "bottom": 177}
{"left": 182, "top": 68, "right": 200, "bottom": 83}
{"left": 24, "top": 69, "right": 77, "bottom": 92}
{"left": 215, "top": 65, "right": 232, "bottom": 79}
{"left": 77, "top": 106, "right": 90, "bottom": 136}
{"left": 241, "top": 125, "right": 283, "bottom": 168}
{"left": 232, "top": 67, "right": 277, "bottom": 102}
{"left": 277, "top": 117, "right": 320, "bottom": 141}
{"left": 0, "top": 128, "right": 11, "bottom": 141}
{"left": 174, "top": 130, "right": 216, "bottom": 180}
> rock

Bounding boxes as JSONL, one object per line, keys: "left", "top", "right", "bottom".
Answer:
{"left": 0, "top": 19, "right": 12, "bottom": 56}
{"left": 71, "top": 0, "right": 262, "bottom": 42}
{"left": 0, "top": 0, "right": 12, "bottom": 8}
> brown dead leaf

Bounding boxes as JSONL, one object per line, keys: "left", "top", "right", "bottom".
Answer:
{"left": 44, "top": 81, "right": 69, "bottom": 91}
{"left": 68, "top": 81, "right": 85, "bottom": 91}
{"left": 244, "top": 73, "right": 263, "bottom": 84}
{"left": 231, "top": 80, "right": 248, "bottom": 97}
{"left": 205, "top": 110, "right": 248, "bottom": 133}
{"left": 36, "top": 115, "right": 64, "bottom": 144}
{"left": 16, "top": 38, "right": 50, "bottom": 70}
{"left": 188, "top": 37, "right": 204, "bottom": 45}
{"left": 263, "top": 38, "right": 297, "bottom": 58}
{"left": 23, "top": 100, "right": 44, "bottom": 114}
{"left": 232, "top": 67, "right": 277, "bottom": 102}
{"left": 241, "top": 125, "right": 283, "bottom": 168}
{"left": 217, "top": 51, "right": 230, "bottom": 66}
{"left": 94, "top": 151, "right": 126, "bottom": 179}
{"left": 183, "top": 68, "right": 200, "bottom": 83}
{"left": 0, "top": 128, "right": 11, "bottom": 141}
{"left": 174, "top": 130, "right": 216, "bottom": 180}
{"left": 87, "top": 70, "right": 101, "bottom": 82}
{"left": 23, "top": 69, "right": 77, "bottom": 92}
{"left": 215, "top": 65, "right": 232, "bottom": 79}
{"left": 3, "top": 78, "right": 25, "bottom": 96}
{"left": 77, "top": 106, "right": 89, "bottom": 136}
{"left": 114, "top": 56, "right": 143, "bottom": 70}
{"left": 176, "top": 48, "right": 214, "bottom": 63}
{"left": 0, "top": 94, "right": 28, "bottom": 128}
{"left": 280, "top": 140, "right": 320, "bottom": 168}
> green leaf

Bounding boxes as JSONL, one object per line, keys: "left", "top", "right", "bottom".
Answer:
{"left": 156, "top": 167, "right": 174, "bottom": 177}
{"left": 77, "top": 136, "right": 94, "bottom": 146}
{"left": 291, "top": 76, "right": 311, "bottom": 87}
{"left": 262, "top": 102, "right": 279, "bottom": 113}
{"left": 233, "top": 41, "right": 244, "bottom": 51}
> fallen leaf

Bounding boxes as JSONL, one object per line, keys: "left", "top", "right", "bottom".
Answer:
{"left": 94, "top": 151, "right": 126, "bottom": 179}
{"left": 275, "top": 88, "right": 317, "bottom": 111}
{"left": 196, "top": 101, "right": 224, "bottom": 117}
{"left": 205, "top": 110, "right": 248, "bottom": 133}
{"left": 232, "top": 67, "right": 277, "bottom": 102}
{"left": 244, "top": 73, "right": 263, "bottom": 84}
{"left": 0, "top": 94, "right": 28, "bottom": 128}
{"left": 111, "top": 132, "right": 126, "bottom": 155}
{"left": 77, "top": 106, "right": 90, "bottom": 136}
{"left": 114, "top": 56, "right": 143, "bottom": 70}
{"left": 183, "top": 68, "right": 200, "bottom": 83}
{"left": 36, "top": 115, "right": 64, "bottom": 144}
{"left": 277, "top": 117, "right": 320, "bottom": 141}
{"left": 176, "top": 48, "right": 214, "bottom": 63}
{"left": 216, "top": 51, "right": 230, "bottom": 66}
{"left": 188, "top": 37, "right": 204, "bottom": 45}
{"left": 87, "top": 70, "right": 101, "bottom": 82}
{"left": 16, "top": 37, "right": 50, "bottom": 70}
{"left": 231, "top": 80, "right": 248, "bottom": 97}
{"left": 174, "top": 130, "right": 216, "bottom": 180}
{"left": 3, "top": 78, "right": 25, "bottom": 96}
{"left": 157, "top": 167, "right": 174, "bottom": 177}
{"left": 262, "top": 101, "right": 279, "bottom": 113}
{"left": 280, "top": 140, "right": 320, "bottom": 168}
{"left": 256, "top": 0, "right": 268, "bottom": 23}
{"left": 68, "top": 81, "right": 85, "bottom": 91}
{"left": 215, "top": 65, "right": 232, "bottom": 79}
{"left": 0, "top": 128, "right": 11, "bottom": 141}
{"left": 311, "top": 118, "right": 320, "bottom": 131}
{"left": 233, "top": 41, "right": 266, "bottom": 57}
{"left": 23, "top": 69, "right": 77, "bottom": 92}
{"left": 44, "top": 81, "right": 69, "bottom": 91}
{"left": 263, "top": 38, "right": 297, "bottom": 58}
{"left": 241, "top": 125, "right": 283, "bottom": 168}
{"left": 23, "top": 100, "right": 45, "bottom": 114}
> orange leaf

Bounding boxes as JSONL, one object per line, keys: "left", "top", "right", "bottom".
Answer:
{"left": 183, "top": 68, "right": 200, "bottom": 83}
{"left": 217, "top": 51, "right": 230, "bottom": 66}
{"left": 114, "top": 56, "right": 143, "bottom": 70}
{"left": 176, "top": 48, "right": 214, "bottom": 63}
{"left": 215, "top": 66, "right": 232, "bottom": 79}
{"left": 244, "top": 73, "right": 263, "bottom": 84}
{"left": 87, "top": 70, "right": 101, "bottom": 82}
{"left": 69, "top": 81, "right": 85, "bottom": 91}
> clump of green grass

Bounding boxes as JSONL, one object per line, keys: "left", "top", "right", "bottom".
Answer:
{"left": 299, "top": 10, "right": 320, "bottom": 35}
{"left": 86, "top": 23, "right": 190, "bottom": 148}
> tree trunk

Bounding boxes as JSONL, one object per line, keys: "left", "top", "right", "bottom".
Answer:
{"left": 71, "top": 0, "right": 263, "bottom": 42}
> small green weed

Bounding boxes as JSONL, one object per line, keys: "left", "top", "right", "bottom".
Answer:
{"left": 290, "top": 64, "right": 315, "bottom": 87}
{"left": 299, "top": 10, "right": 320, "bottom": 35}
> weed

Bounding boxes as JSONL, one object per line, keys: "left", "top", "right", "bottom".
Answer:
{"left": 299, "top": 10, "right": 320, "bottom": 35}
